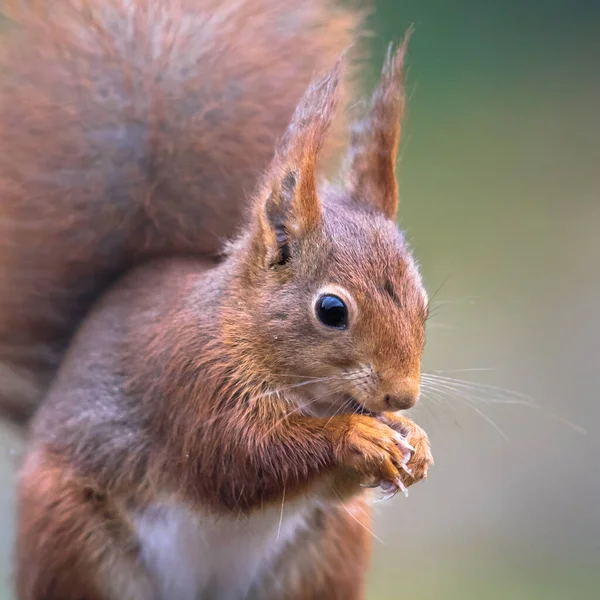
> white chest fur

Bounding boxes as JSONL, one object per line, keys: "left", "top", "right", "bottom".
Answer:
{"left": 131, "top": 497, "right": 316, "bottom": 600}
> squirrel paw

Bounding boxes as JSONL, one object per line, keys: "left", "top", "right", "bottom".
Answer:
{"left": 376, "top": 413, "right": 433, "bottom": 493}
{"left": 334, "top": 415, "right": 415, "bottom": 499}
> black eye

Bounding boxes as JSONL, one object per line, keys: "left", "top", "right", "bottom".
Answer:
{"left": 315, "top": 295, "right": 348, "bottom": 329}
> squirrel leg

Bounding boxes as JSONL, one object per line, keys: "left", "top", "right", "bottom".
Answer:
{"left": 250, "top": 496, "right": 372, "bottom": 600}
{"left": 15, "top": 447, "right": 154, "bottom": 600}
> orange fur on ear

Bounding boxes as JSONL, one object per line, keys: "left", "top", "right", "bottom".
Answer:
{"left": 346, "top": 28, "right": 412, "bottom": 220}
{"left": 257, "top": 58, "right": 343, "bottom": 257}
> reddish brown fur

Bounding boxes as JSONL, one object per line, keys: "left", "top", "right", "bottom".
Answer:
{"left": 9, "top": 3, "right": 434, "bottom": 599}
{"left": 252, "top": 498, "right": 374, "bottom": 599}
{"left": 0, "top": 0, "right": 362, "bottom": 423}
{"left": 17, "top": 450, "right": 155, "bottom": 600}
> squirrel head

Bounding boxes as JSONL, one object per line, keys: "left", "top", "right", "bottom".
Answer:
{"left": 225, "top": 34, "right": 428, "bottom": 416}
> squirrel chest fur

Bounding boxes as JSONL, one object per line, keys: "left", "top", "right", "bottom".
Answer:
{"left": 2, "top": 1, "right": 434, "bottom": 599}
{"left": 132, "top": 496, "right": 319, "bottom": 600}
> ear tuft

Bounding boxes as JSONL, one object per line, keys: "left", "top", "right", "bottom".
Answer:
{"left": 278, "top": 56, "right": 343, "bottom": 168}
{"left": 254, "top": 57, "right": 344, "bottom": 266}
{"left": 346, "top": 28, "right": 412, "bottom": 220}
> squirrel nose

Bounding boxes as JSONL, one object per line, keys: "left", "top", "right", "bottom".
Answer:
{"left": 384, "top": 379, "right": 420, "bottom": 411}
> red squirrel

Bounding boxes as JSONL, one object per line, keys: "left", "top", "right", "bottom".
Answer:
{"left": 1, "top": 1, "right": 433, "bottom": 599}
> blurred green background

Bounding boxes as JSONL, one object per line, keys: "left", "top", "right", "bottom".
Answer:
{"left": 1, "top": 0, "right": 599, "bottom": 598}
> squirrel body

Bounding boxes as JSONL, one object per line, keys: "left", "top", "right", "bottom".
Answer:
{"left": 3, "top": 1, "right": 434, "bottom": 599}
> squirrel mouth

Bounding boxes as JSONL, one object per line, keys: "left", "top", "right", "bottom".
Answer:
{"left": 348, "top": 397, "right": 377, "bottom": 417}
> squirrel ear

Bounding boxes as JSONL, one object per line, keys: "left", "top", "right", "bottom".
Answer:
{"left": 255, "top": 58, "right": 342, "bottom": 266}
{"left": 345, "top": 30, "right": 411, "bottom": 220}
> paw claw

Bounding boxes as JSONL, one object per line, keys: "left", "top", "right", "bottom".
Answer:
{"left": 373, "top": 478, "right": 409, "bottom": 502}
{"left": 395, "top": 477, "right": 409, "bottom": 498}
{"left": 375, "top": 481, "right": 398, "bottom": 502}
{"left": 393, "top": 432, "right": 415, "bottom": 455}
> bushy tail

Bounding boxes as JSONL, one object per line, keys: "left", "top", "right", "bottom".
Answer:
{"left": 0, "top": 0, "right": 362, "bottom": 423}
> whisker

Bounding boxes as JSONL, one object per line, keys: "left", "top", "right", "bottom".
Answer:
{"left": 255, "top": 374, "right": 355, "bottom": 400}
{"left": 421, "top": 378, "right": 515, "bottom": 404}
{"left": 420, "top": 374, "right": 585, "bottom": 435}
{"left": 331, "top": 488, "right": 384, "bottom": 545}
{"left": 420, "top": 378, "right": 510, "bottom": 439}
{"left": 432, "top": 368, "right": 496, "bottom": 374}
{"left": 425, "top": 278, "right": 449, "bottom": 312}
{"left": 269, "top": 369, "right": 365, "bottom": 380}
{"left": 430, "top": 296, "right": 480, "bottom": 307}
{"left": 256, "top": 369, "right": 371, "bottom": 401}
{"left": 460, "top": 397, "right": 510, "bottom": 441}
{"left": 422, "top": 373, "right": 533, "bottom": 401}
{"left": 423, "top": 382, "right": 506, "bottom": 436}
{"left": 322, "top": 395, "right": 354, "bottom": 430}
{"left": 268, "top": 373, "right": 342, "bottom": 380}
{"left": 419, "top": 388, "right": 448, "bottom": 407}
{"left": 344, "top": 371, "right": 372, "bottom": 382}
{"left": 421, "top": 378, "right": 512, "bottom": 410}
{"left": 276, "top": 485, "right": 286, "bottom": 542}
{"left": 261, "top": 388, "right": 344, "bottom": 439}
